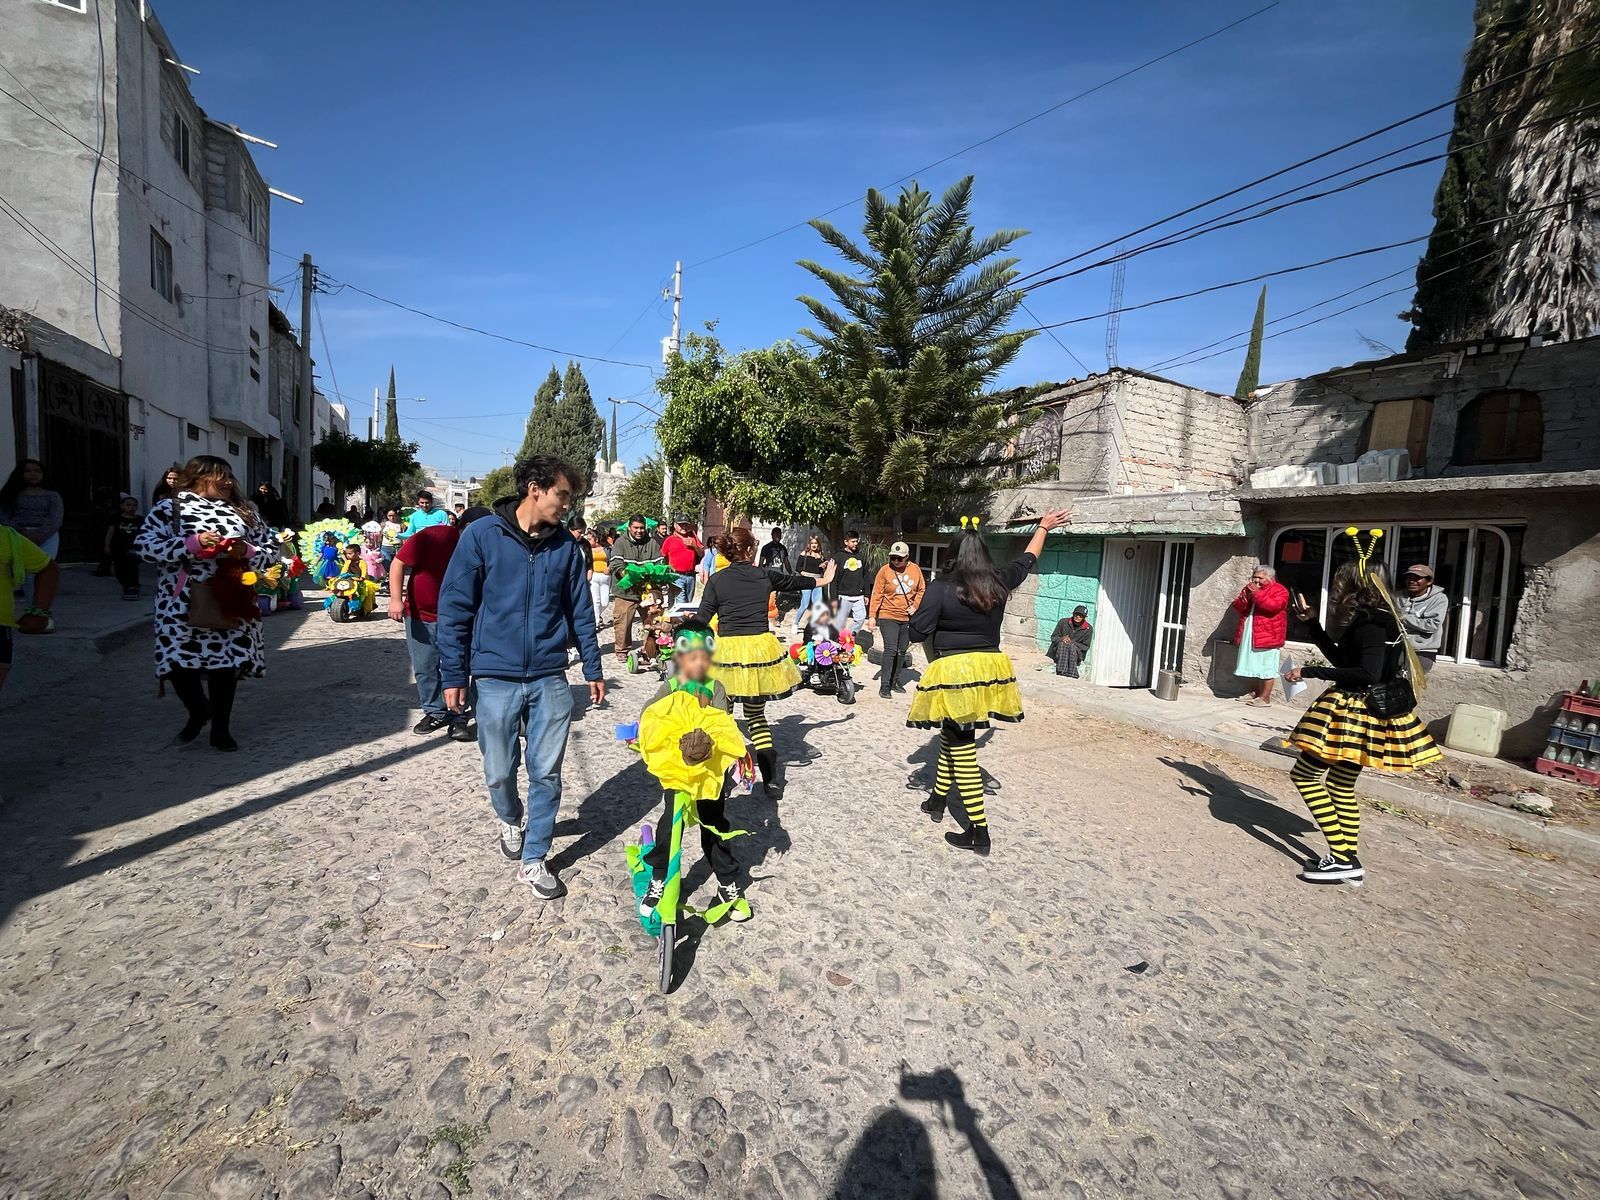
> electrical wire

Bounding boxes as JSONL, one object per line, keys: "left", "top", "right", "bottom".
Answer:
{"left": 603, "top": 284, "right": 669, "bottom": 356}
{"left": 312, "top": 292, "right": 341, "bottom": 417}
{"left": 1019, "top": 298, "right": 1091, "bottom": 375}
{"left": 87, "top": 0, "right": 109, "bottom": 352}
{"left": 684, "top": 3, "right": 1280, "bottom": 271}
{"left": 1009, "top": 35, "right": 1600, "bottom": 291}
{"left": 0, "top": 194, "right": 251, "bottom": 356}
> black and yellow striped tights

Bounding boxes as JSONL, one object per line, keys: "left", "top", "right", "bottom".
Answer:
{"left": 1290, "top": 752, "right": 1362, "bottom": 861}
{"left": 932, "top": 723, "right": 986, "bottom": 828}
{"left": 742, "top": 702, "right": 775, "bottom": 781}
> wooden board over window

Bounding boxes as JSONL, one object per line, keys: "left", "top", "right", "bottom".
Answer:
{"left": 1456, "top": 389, "right": 1543, "bottom": 465}
{"left": 1366, "top": 397, "right": 1433, "bottom": 467}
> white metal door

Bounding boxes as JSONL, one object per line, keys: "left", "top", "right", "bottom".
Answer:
{"left": 1091, "top": 539, "right": 1164, "bottom": 687}
{"left": 1155, "top": 540, "right": 1195, "bottom": 675}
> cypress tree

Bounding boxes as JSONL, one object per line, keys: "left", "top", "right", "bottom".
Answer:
{"left": 518, "top": 366, "right": 564, "bottom": 460}
{"left": 1234, "top": 286, "right": 1267, "bottom": 400}
{"left": 383, "top": 366, "right": 401, "bottom": 442}
{"left": 609, "top": 405, "right": 619, "bottom": 466}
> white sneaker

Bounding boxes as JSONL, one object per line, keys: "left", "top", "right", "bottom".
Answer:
{"left": 498, "top": 820, "right": 524, "bottom": 860}
{"left": 639, "top": 876, "right": 665, "bottom": 919}
{"left": 517, "top": 859, "right": 565, "bottom": 900}
{"left": 1299, "top": 855, "right": 1365, "bottom": 886}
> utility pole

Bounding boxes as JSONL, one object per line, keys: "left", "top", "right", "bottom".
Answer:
{"left": 372, "top": 386, "right": 380, "bottom": 442}
{"left": 298, "top": 253, "right": 314, "bottom": 521}
{"left": 662, "top": 259, "right": 680, "bottom": 522}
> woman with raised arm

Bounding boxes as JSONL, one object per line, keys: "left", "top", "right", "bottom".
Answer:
{"left": 908, "top": 511, "right": 1071, "bottom": 855}
{"left": 695, "top": 527, "right": 830, "bottom": 795}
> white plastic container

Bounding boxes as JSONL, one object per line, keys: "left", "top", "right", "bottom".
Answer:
{"left": 1444, "top": 703, "right": 1507, "bottom": 757}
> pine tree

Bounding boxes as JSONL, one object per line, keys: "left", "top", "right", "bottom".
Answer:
{"left": 1403, "top": 0, "right": 1600, "bottom": 348}
{"left": 798, "top": 176, "right": 1033, "bottom": 518}
{"left": 1234, "top": 286, "right": 1267, "bottom": 400}
{"left": 518, "top": 366, "right": 564, "bottom": 460}
{"left": 383, "top": 366, "right": 400, "bottom": 442}
{"left": 560, "top": 360, "right": 606, "bottom": 473}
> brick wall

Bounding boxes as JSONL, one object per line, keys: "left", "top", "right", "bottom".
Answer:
{"left": 1114, "top": 373, "right": 1248, "bottom": 491}
{"left": 1245, "top": 335, "right": 1600, "bottom": 477}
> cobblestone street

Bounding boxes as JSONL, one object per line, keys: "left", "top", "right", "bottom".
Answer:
{"left": 2, "top": 611, "right": 1598, "bottom": 1200}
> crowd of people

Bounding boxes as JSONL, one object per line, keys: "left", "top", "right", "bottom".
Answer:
{"left": 0, "top": 449, "right": 1445, "bottom": 907}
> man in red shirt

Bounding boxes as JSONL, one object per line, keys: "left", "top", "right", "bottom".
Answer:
{"left": 661, "top": 518, "right": 702, "bottom": 603}
{"left": 390, "top": 504, "right": 488, "bottom": 740}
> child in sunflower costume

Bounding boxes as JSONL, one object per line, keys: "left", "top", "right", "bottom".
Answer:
{"left": 635, "top": 620, "right": 755, "bottom": 923}
{"left": 1283, "top": 529, "right": 1442, "bottom": 887}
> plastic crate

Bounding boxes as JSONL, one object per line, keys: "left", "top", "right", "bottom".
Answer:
{"left": 1552, "top": 729, "right": 1597, "bottom": 750}
{"left": 1561, "top": 692, "right": 1600, "bottom": 719}
{"left": 1535, "top": 756, "right": 1600, "bottom": 787}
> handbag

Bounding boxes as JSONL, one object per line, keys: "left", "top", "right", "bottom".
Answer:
{"left": 171, "top": 493, "right": 242, "bottom": 632}
{"left": 1365, "top": 635, "right": 1416, "bottom": 718}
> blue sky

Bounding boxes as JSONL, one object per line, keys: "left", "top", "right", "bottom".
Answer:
{"left": 157, "top": 0, "right": 1472, "bottom": 476}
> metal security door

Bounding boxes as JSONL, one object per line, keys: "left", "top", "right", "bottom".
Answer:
{"left": 1154, "top": 540, "right": 1194, "bottom": 675}
{"left": 1090, "top": 539, "right": 1164, "bottom": 687}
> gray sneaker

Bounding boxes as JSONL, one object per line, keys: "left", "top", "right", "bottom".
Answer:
{"left": 517, "top": 859, "right": 565, "bottom": 900}
{"left": 498, "top": 820, "right": 524, "bottom": 860}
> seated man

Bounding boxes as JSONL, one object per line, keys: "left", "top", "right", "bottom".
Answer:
{"left": 1048, "top": 605, "right": 1093, "bottom": 678}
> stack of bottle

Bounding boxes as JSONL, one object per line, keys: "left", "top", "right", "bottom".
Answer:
{"left": 1537, "top": 682, "right": 1600, "bottom": 784}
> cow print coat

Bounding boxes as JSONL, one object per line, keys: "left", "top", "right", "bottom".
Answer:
{"left": 135, "top": 492, "right": 276, "bottom": 679}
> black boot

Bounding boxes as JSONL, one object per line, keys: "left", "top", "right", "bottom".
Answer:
{"left": 207, "top": 668, "right": 240, "bottom": 752}
{"left": 945, "top": 826, "right": 992, "bottom": 856}
{"left": 755, "top": 748, "right": 782, "bottom": 796}
{"left": 892, "top": 655, "right": 910, "bottom": 693}
{"left": 919, "top": 794, "right": 945, "bottom": 823}
{"left": 168, "top": 669, "right": 209, "bottom": 743}
{"left": 879, "top": 654, "right": 895, "bottom": 699}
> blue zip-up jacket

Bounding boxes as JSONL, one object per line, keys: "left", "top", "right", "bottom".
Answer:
{"left": 435, "top": 498, "right": 602, "bottom": 689}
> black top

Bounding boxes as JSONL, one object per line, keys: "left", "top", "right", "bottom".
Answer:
{"left": 796, "top": 552, "right": 824, "bottom": 578}
{"left": 1050, "top": 616, "right": 1092, "bottom": 651}
{"left": 696, "top": 561, "right": 818, "bottom": 636}
{"left": 830, "top": 547, "right": 869, "bottom": 596}
{"left": 759, "top": 540, "right": 791, "bottom": 571}
{"left": 909, "top": 553, "right": 1035, "bottom": 655}
{"left": 1301, "top": 607, "right": 1401, "bottom": 689}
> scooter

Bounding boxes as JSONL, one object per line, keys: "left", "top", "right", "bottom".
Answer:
{"left": 325, "top": 571, "right": 379, "bottom": 623}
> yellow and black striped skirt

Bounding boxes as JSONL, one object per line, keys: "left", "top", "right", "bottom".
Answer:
{"left": 710, "top": 632, "right": 800, "bottom": 702}
{"left": 1287, "top": 686, "right": 1442, "bottom": 772}
{"left": 907, "top": 650, "right": 1023, "bottom": 730}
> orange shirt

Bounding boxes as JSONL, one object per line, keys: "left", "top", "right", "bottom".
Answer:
{"left": 869, "top": 562, "right": 926, "bottom": 621}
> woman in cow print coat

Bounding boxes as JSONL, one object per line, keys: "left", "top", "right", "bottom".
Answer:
{"left": 135, "top": 455, "right": 276, "bottom": 752}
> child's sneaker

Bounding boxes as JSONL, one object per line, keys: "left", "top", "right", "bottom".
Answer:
{"left": 716, "top": 881, "right": 751, "bottom": 922}
{"left": 639, "top": 876, "right": 665, "bottom": 918}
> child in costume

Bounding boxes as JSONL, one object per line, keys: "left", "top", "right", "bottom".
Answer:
{"left": 339, "top": 542, "right": 367, "bottom": 577}
{"left": 638, "top": 619, "right": 754, "bottom": 922}
{"left": 1283, "top": 530, "right": 1442, "bottom": 887}
{"left": 316, "top": 532, "right": 341, "bottom": 586}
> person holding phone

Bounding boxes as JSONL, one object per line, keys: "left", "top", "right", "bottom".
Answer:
{"left": 1229, "top": 565, "right": 1289, "bottom": 705}
{"left": 1281, "top": 562, "right": 1440, "bottom": 887}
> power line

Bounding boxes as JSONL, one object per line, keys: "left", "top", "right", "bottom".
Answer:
{"left": 1019, "top": 299, "right": 1091, "bottom": 375}
{"left": 602, "top": 285, "right": 669, "bottom": 356}
{"left": 1010, "top": 35, "right": 1600, "bottom": 291}
{"left": 312, "top": 292, "right": 341, "bottom": 417}
{"left": 1019, "top": 191, "right": 1594, "bottom": 336}
{"left": 684, "top": 3, "right": 1280, "bottom": 271}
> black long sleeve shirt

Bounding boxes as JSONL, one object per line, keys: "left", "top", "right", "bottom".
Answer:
{"left": 1300, "top": 607, "right": 1399, "bottom": 688}
{"left": 909, "top": 553, "right": 1035, "bottom": 655}
{"left": 696, "top": 561, "right": 818, "bottom": 636}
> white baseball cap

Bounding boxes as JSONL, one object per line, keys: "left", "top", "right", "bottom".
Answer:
{"left": 889, "top": 541, "right": 910, "bottom": 557}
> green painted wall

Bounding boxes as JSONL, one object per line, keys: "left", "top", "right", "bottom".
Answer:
{"left": 1032, "top": 536, "right": 1103, "bottom": 652}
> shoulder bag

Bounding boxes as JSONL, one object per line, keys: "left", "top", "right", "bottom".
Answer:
{"left": 1365, "top": 634, "right": 1416, "bottom": 718}
{"left": 172, "top": 493, "right": 242, "bottom": 632}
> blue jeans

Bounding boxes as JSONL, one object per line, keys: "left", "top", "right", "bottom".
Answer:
{"left": 674, "top": 572, "right": 696, "bottom": 603}
{"left": 794, "top": 586, "right": 823, "bottom": 625}
{"left": 405, "top": 616, "right": 447, "bottom": 718}
{"left": 474, "top": 675, "right": 575, "bottom": 865}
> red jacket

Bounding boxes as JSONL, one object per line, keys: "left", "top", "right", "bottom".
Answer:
{"left": 1231, "top": 580, "right": 1289, "bottom": 649}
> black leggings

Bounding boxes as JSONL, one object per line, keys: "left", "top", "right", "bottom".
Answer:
{"left": 168, "top": 667, "right": 239, "bottom": 739}
{"left": 642, "top": 790, "right": 739, "bottom": 885}
{"left": 933, "top": 721, "right": 986, "bottom": 828}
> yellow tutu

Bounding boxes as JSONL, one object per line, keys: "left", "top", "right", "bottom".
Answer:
{"left": 638, "top": 689, "right": 749, "bottom": 801}
{"left": 710, "top": 632, "right": 800, "bottom": 702}
{"left": 907, "top": 650, "right": 1022, "bottom": 730}
{"left": 1287, "top": 687, "right": 1443, "bottom": 772}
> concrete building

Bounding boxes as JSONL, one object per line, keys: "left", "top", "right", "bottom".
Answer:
{"left": 588, "top": 455, "right": 628, "bottom": 514}
{"left": 1, "top": 0, "right": 290, "bottom": 554}
{"left": 988, "top": 335, "right": 1600, "bottom": 759}
{"left": 423, "top": 468, "right": 477, "bottom": 514}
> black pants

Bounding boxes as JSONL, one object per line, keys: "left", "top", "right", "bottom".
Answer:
{"left": 877, "top": 618, "right": 910, "bottom": 658}
{"left": 643, "top": 789, "right": 738, "bottom": 885}
{"left": 114, "top": 551, "right": 140, "bottom": 593}
{"left": 168, "top": 666, "right": 239, "bottom": 740}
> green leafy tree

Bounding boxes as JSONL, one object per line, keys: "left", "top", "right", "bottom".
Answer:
{"left": 312, "top": 429, "right": 422, "bottom": 506}
{"left": 475, "top": 463, "right": 516, "bottom": 504}
{"left": 517, "top": 362, "right": 606, "bottom": 502}
{"left": 1234, "top": 286, "right": 1267, "bottom": 399}
{"left": 657, "top": 329, "right": 840, "bottom": 526}
{"left": 383, "top": 366, "right": 400, "bottom": 442}
{"left": 798, "top": 176, "right": 1035, "bottom": 521}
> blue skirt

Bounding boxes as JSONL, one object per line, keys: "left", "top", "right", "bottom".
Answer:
{"left": 1234, "top": 617, "right": 1281, "bottom": 680}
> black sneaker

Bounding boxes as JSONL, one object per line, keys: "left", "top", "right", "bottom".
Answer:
{"left": 413, "top": 714, "right": 450, "bottom": 735}
{"left": 1300, "top": 855, "right": 1364, "bottom": 885}
{"left": 449, "top": 720, "right": 475, "bottom": 743}
{"left": 498, "top": 820, "right": 524, "bottom": 860}
{"left": 638, "top": 876, "right": 665, "bottom": 919}
{"left": 716, "top": 881, "right": 751, "bottom": 922}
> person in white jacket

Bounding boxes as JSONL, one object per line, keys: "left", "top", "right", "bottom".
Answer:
{"left": 1398, "top": 563, "right": 1449, "bottom": 670}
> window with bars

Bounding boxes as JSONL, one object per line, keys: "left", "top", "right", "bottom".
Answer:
{"left": 1270, "top": 522, "right": 1523, "bottom": 666}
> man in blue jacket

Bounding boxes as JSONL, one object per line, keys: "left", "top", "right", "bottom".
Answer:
{"left": 436, "top": 454, "right": 605, "bottom": 900}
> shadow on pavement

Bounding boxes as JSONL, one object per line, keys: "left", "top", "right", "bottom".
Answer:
{"left": 1160, "top": 755, "right": 1318, "bottom": 863}
{"left": 831, "top": 1064, "right": 1020, "bottom": 1200}
{"left": 0, "top": 609, "right": 439, "bottom": 925}
{"left": 905, "top": 728, "right": 996, "bottom": 793}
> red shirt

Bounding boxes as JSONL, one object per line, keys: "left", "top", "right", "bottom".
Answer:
{"left": 397, "top": 523, "right": 460, "bottom": 622}
{"left": 662, "top": 533, "right": 701, "bottom": 573}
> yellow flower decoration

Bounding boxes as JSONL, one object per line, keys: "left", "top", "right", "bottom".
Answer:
{"left": 240, "top": 571, "right": 258, "bottom": 586}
